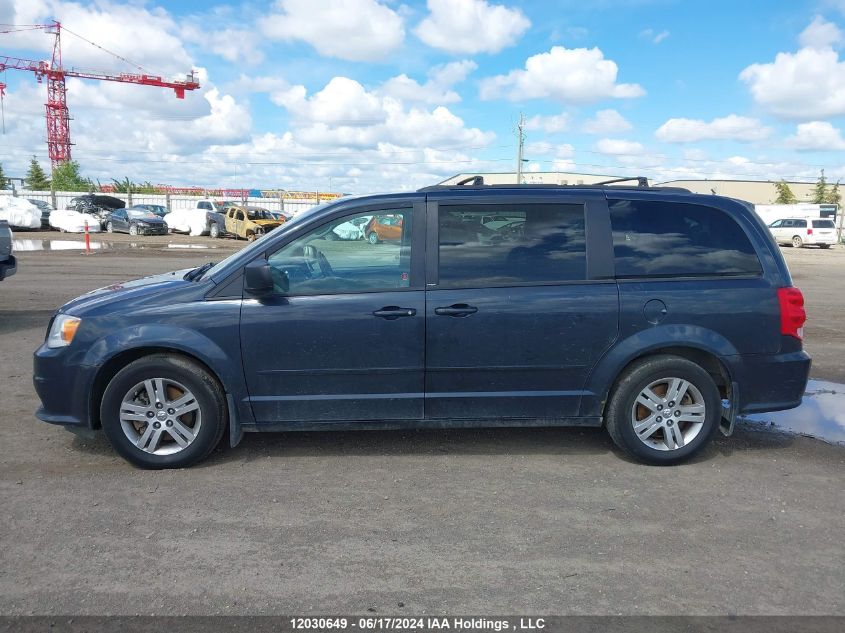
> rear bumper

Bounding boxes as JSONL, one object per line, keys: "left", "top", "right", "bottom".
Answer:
{"left": 0, "top": 255, "right": 16, "bottom": 280}
{"left": 732, "top": 350, "right": 811, "bottom": 414}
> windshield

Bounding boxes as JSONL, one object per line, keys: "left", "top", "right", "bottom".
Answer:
{"left": 205, "top": 201, "right": 336, "bottom": 281}
{"left": 247, "top": 208, "right": 273, "bottom": 220}
{"left": 128, "top": 210, "right": 158, "bottom": 220}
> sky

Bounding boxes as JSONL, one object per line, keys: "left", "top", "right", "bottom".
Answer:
{"left": 1, "top": 0, "right": 845, "bottom": 193}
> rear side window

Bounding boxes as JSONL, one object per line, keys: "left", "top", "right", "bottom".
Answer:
{"left": 438, "top": 203, "right": 586, "bottom": 287}
{"left": 609, "top": 200, "right": 762, "bottom": 278}
{"left": 795, "top": 219, "right": 807, "bottom": 228}
{"left": 812, "top": 220, "right": 835, "bottom": 228}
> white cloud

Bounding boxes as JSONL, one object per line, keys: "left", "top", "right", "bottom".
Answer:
{"left": 799, "top": 15, "right": 843, "bottom": 50}
{"left": 785, "top": 121, "right": 845, "bottom": 150}
{"left": 639, "top": 28, "right": 670, "bottom": 44}
{"left": 415, "top": 0, "right": 530, "bottom": 54}
{"left": 524, "top": 113, "right": 570, "bottom": 133}
{"left": 740, "top": 18, "right": 845, "bottom": 119}
{"left": 595, "top": 138, "right": 645, "bottom": 155}
{"left": 583, "top": 109, "right": 632, "bottom": 134}
{"left": 379, "top": 60, "right": 477, "bottom": 105}
{"left": 183, "top": 26, "right": 264, "bottom": 65}
{"left": 261, "top": 0, "right": 405, "bottom": 62}
{"left": 655, "top": 114, "right": 772, "bottom": 143}
{"left": 479, "top": 46, "right": 645, "bottom": 103}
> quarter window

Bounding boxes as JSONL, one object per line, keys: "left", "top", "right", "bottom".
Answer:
{"left": 609, "top": 199, "right": 762, "bottom": 278}
{"left": 437, "top": 203, "right": 587, "bottom": 288}
{"left": 267, "top": 209, "right": 413, "bottom": 295}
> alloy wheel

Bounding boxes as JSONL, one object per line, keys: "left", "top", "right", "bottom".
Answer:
{"left": 630, "top": 377, "right": 706, "bottom": 451}
{"left": 119, "top": 378, "right": 202, "bottom": 455}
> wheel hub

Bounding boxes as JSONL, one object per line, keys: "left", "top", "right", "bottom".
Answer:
{"left": 631, "top": 377, "right": 706, "bottom": 451}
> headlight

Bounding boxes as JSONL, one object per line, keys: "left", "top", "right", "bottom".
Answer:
{"left": 47, "top": 314, "right": 81, "bottom": 349}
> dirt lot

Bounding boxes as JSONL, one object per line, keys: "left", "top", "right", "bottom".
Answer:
{"left": 0, "top": 234, "right": 843, "bottom": 615}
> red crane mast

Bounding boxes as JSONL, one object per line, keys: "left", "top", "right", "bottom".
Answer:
{"left": 0, "top": 21, "right": 200, "bottom": 168}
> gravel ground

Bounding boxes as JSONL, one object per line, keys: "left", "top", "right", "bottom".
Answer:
{"left": 0, "top": 233, "right": 843, "bottom": 615}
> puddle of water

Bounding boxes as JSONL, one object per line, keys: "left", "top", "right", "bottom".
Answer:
{"left": 14, "top": 239, "right": 104, "bottom": 251}
{"left": 13, "top": 239, "right": 211, "bottom": 252}
{"left": 740, "top": 379, "right": 845, "bottom": 445}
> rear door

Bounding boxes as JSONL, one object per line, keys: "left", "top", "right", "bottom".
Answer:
{"left": 423, "top": 192, "right": 619, "bottom": 419}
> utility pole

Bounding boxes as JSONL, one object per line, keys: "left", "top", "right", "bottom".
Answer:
{"left": 516, "top": 112, "right": 525, "bottom": 185}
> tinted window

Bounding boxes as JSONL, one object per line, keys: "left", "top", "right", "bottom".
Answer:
{"left": 812, "top": 220, "right": 835, "bottom": 228}
{"left": 609, "top": 200, "right": 761, "bottom": 278}
{"left": 769, "top": 220, "right": 782, "bottom": 227}
{"left": 198, "top": 202, "right": 211, "bottom": 210}
{"left": 795, "top": 219, "right": 807, "bottom": 228}
{"left": 438, "top": 203, "right": 586, "bottom": 288}
{"left": 267, "top": 209, "right": 413, "bottom": 295}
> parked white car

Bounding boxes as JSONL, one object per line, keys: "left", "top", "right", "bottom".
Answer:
{"left": 0, "top": 197, "right": 42, "bottom": 229}
{"left": 331, "top": 215, "right": 371, "bottom": 240}
{"left": 768, "top": 218, "right": 837, "bottom": 248}
{"left": 48, "top": 209, "right": 103, "bottom": 233}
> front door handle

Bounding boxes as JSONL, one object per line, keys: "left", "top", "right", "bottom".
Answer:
{"left": 373, "top": 306, "right": 417, "bottom": 319}
{"left": 434, "top": 304, "right": 478, "bottom": 317}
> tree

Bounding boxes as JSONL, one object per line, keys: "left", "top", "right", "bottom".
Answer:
{"left": 24, "top": 157, "right": 51, "bottom": 190}
{"left": 774, "top": 180, "right": 798, "bottom": 204}
{"left": 0, "top": 161, "right": 8, "bottom": 189}
{"left": 824, "top": 181, "right": 841, "bottom": 206}
{"left": 51, "top": 160, "right": 92, "bottom": 192}
{"left": 812, "top": 169, "right": 829, "bottom": 204}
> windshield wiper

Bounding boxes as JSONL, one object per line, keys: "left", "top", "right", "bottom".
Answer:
{"left": 184, "top": 262, "right": 216, "bottom": 281}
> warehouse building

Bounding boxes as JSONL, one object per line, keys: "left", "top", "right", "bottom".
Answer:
{"left": 441, "top": 172, "right": 821, "bottom": 205}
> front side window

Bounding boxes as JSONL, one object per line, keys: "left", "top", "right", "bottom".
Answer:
{"left": 609, "top": 199, "right": 762, "bottom": 278}
{"left": 437, "top": 203, "right": 586, "bottom": 288}
{"left": 267, "top": 209, "right": 413, "bottom": 295}
{"left": 198, "top": 202, "right": 211, "bottom": 211}
{"left": 769, "top": 220, "right": 782, "bottom": 228}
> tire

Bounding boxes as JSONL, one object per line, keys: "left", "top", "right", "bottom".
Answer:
{"left": 367, "top": 231, "right": 379, "bottom": 245}
{"left": 106, "top": 222, "right": 114, "bottom": 233}
{"left": 246, "top": 232, "right": 256, "bottom": 242}
{"left": 819, "top": 244, "right": 831, "bottom": 249}
{"left": 209, "top": 222, "right": 220, "bottom": 239}
{"left": 792, "top": 236, "right": 803, "bottom": 248}
{"left": 129, "top": 224, "right": 138, "bottom": 236}
{"left": 604, "top": 355, "right": 721, "bottom": 465}
{"left": 100, "top": 354, "right": 227, "bottom": 469}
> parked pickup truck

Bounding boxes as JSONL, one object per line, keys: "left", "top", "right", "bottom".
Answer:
{"left": 0, "top": 220, "right": 17, "bottom": 281}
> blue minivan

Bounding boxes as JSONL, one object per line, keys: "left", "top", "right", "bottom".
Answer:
{"left": 33, "top": 181, "right": 811, "bottom": 468}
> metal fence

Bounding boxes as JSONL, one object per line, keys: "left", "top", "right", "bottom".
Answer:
{"left": 1, "top": 190, "right": 318, "bottom": 216}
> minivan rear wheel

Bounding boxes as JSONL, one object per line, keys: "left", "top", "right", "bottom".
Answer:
{"left": 605, "top": 355, "right": 721, "bottom": 465}
{"left": 100, "top": 354, "right": 227, "bottom": 469}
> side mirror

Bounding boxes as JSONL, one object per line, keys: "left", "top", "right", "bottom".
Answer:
{"left": 244, "top": 259, "right": 274, "bottom": 295}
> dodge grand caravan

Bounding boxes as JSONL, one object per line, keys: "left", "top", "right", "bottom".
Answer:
{"left": 33, "top": 179, "right": 811, "bottom": 468}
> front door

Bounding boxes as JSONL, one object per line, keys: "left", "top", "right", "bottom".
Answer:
{"left": 240, "top": 202, "right": 425, "bottom": 423}
{"left": 424, "top": 196, "right": 619, "bottom": 420}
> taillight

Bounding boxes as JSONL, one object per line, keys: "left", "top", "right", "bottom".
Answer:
{"left": 777, "top": 287, "right": 806, "bottom": 340}
{"left": 807, "top": 228, "right": 813, "bottom": 235}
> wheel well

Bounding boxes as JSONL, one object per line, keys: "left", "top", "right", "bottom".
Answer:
{"left": 603, "top": 347, "right": 732, "bottom": 415}
{"left": 89, "top": 347, "right": 225, "bottom": 429}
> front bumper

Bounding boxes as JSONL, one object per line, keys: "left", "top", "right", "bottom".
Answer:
{"left": 138, "top": 226, "right": 168, "bottom": 236}
{"left": 33, "top": 343, "right": 97, "bottom": 428}
{"left": 733, "top": 349, "right": 812, "bottom": 414}
{"left": 0, "top": 255, "right": 16, "bottom": 281}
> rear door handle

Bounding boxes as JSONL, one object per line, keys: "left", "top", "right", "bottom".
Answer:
{"left": 373, "top": 306, "right": 417, "bottom": 319}
{"left": 434, "top": 304, "right": 478, "bottom": 317}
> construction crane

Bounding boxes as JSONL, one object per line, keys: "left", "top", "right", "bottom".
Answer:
{"left": 0, "top": 20, "right": 200, "bottom": 168}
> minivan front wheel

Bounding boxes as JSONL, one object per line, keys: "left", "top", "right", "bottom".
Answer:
{"left": 100, "top": 355, "right": 227, "bottom": 469}
{"left": 605, "top": 355, "right": 721, "bottom": 465}
{"left": 792, "top": 236, "right": 803, "bottom": 248}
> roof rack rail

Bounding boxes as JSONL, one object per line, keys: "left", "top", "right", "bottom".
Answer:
{"left": 454, "top": 175, "right": 484, "bottom": 186}
{"left": 592, "top": 176, "right": 649, "bottom": 187}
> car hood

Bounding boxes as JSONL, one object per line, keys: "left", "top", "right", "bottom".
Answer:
{"left": 59, "top": 268, "right": 198, "bottom": 316}
{"left": 251, "top": 219, "right": 282, "bottom": 228}
{"left": 135, "top": 217, "right": 166, "bottom": 225}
